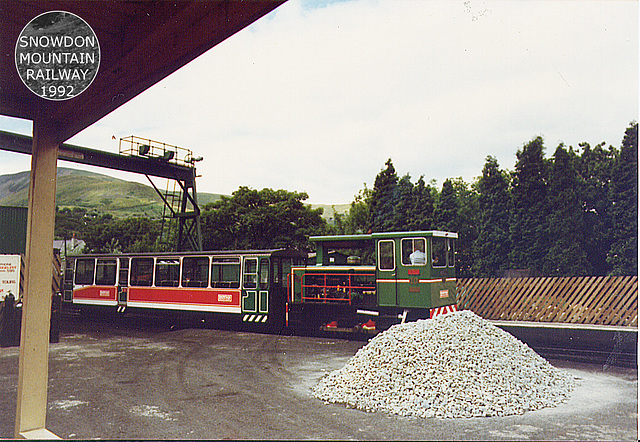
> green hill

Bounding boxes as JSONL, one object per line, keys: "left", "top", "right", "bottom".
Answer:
{"left": 0, "top": 168, "right": 346, "bottom": 220}
{"left": 0, "top": 168, "right": 222, "bottom": 218}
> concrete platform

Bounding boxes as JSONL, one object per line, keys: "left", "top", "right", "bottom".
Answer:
{"left": 492, "top": 320, "right": 638, "bottom": 368}
{"left": 0, "top": 318, "right": 636, "bottom": 440}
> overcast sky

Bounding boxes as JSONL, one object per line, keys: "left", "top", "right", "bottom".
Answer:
{"left": 1, "top": 0, "right": 637, "bottom": 204}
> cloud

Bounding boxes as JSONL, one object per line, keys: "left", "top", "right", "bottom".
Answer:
{"left": 3, "top": 0, "right": 635, "bottom": 204}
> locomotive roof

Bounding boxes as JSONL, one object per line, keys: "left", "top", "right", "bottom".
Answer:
{"left": 309, "top": 230, "right": 458, "bottom": 248}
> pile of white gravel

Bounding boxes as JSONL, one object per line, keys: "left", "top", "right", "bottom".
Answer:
{"left": 312, "top": 310, "right": 576, "bottom": 418}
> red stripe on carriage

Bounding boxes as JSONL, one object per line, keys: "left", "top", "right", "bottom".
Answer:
{"left": 128, "top": 287, "right": 241, "bottom": 307}
{"left": 73, "top": 286, "right": 117, "bottom": 301}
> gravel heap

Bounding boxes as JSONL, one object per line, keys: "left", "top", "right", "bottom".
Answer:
{"left": 312, "top": 310, "right": 576, "bottom": 418}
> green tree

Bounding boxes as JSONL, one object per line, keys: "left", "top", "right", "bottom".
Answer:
{"left": 578, "top": 141, "right": 617, "bottom": 275}
{"left": 453, "top": 178, "right": 478, "bottom": 277}
{"left": 201, "top": 187, "right": 327, "bottom": 251}
{"left": 345, "top": 186, "right": 372, "bottom": 234}
{"left": 82, "top": 216, "right": 161, "bottom": 253}
{"left": 472, "top": 156, "right": 511, "bottom": 277}
{"left": 369, "top": 159, "right": 398, "bottom": 232}
{"left": 393, "top": 174, "right": 415, "bottom": 231}
{"left": 435, "top": 179, "right": 458, "bottom": 231}
{"left": 544, "top": 145, "right": 591, "bottom": 276}
{"left": 407, "top": 176, "right": 436, "bottom": 231}
{"left": 55, "top": 207, "right": 88, "bottom": 240}
{"left": 608, "top": 122, "right": 638, "bottom": 275}
{"left": 509, "top": 136, "right": 549, "bottom": 273}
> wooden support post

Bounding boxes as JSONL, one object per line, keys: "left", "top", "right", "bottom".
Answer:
{"left": 14, "top": 121, "right": 60, "bottom": 439}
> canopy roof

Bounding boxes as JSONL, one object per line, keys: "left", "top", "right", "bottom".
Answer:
{"left": 0, "top": 0, "right": 285, "bottom": 142}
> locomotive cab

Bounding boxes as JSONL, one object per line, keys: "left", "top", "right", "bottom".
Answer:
{"left": 287, "top": 230, "right": 458, "bottom": 332}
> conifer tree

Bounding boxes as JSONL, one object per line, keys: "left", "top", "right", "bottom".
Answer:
{"left": 608, "top": 122, "right": 638, "bottom": 275}
{"left": 509, "top": 136, "right": 549, "bottom": 273}
{"left": 544, "top": 145, "right": 591, "bottom": 275}
{"left": 408, "top": 176, "right": 436, "bottom": 231}
{"left": 393, "top": 174, "right": 415, "bottom": 231}
{"left": 451, "top": 178, "right": 477, "bottom": 277}
{"left": 369, "top": 159, "right": 398, "bottom": 232}
{"left": 472, "top": 156, "right": 511, "bottom": 277}
{"left": 435, "top": 179, "right": 458, "bottom": 232}
{"left": 578, "top": 141, "right": 616, "bottom": 275}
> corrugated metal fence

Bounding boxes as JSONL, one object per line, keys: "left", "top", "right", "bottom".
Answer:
{"left": 457, "top": 276, "right": 638, "bottom": 327}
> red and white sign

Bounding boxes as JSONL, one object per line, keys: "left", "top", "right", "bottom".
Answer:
{"left": 0, "top": 255, "right": 21, "bottom": 301}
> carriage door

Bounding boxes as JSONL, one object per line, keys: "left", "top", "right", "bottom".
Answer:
{"left": 118, "top": 257, "right": 129, "bottom": 305}
{"left": 242, "top": 257, "right": 270, "bottom": 323}
{"left": 63, "top": 264, "right": 74, "bottom": 302}
{"left": 258, "top": 258, "right": 269, "bottom": 317}
{"left": 376, "top": 239, "right": 397, "bottom": 307}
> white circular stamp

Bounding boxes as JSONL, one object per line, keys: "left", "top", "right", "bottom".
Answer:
{"left": 15, "top": 10, "right": 100, "bottom": 101}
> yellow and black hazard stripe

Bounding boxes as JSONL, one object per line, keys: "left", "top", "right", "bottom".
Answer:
{"left": 242, "top": 314, "right": 268, "bottom": 323}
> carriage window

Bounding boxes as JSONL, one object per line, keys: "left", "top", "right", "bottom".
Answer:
{"left": 243, "top": 258, "right": 258, "bottom": 289}
{"left": 75, "top": 258, "right": 95, "bottom": 285}
{"left": 118, "top": 258, "right": 129, "bottom": 286}
{"left": 432, "top": 237, "right": 447, "bottom": 268}
{"left": 95, "top": 259, "right": 117, "bottom": 285}
{"left": 378, "top": 240, "right": 395, "bottom": 271}
{"left": 401, "top": 238, "right": 427, "bottom": 266}
{"left": 259, "top": 258, "right": 269, "bottom": 290}
{"left": 182, "top": 257, "right": 209, "bottom": 287}
{"left": 155, "top": 258, "right": 180, "bottom": 287}
{"left": 130, "top": 257, "right": 154, "bottom": 286}
{"left": 211, "top": 257, "right": 240, "bottom": 288}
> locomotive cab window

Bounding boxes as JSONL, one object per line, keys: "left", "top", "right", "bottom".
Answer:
{"left": 182, "top": 256, "right": 209, "bottom": 288}
{"left": 432, "top": 237, "right": 446, "bottom": 267}
{"left": 432, "top": 237, "right": 455, "bottom": 268}
{"left": 155, "top": 258, "right": 180, "bottom": 287}
{"left": 448, "top": 239, "right": 456, "bottom": 267}
{"left": 75, "top": 258, "right": 95, "bottom": 286}
{"left": 402, "top": 238, "right": 427, "bottom": 266}
{"left": 211, "top": 257, "right": 240, "bottom": 288}
{"left": 378, "top": 240, "right": 395, "bottom": 271}
{"left": 95, "top": 258, "right": 117, "bottom": 285}
{"left": 130, "top": 257, "right": 154, "bottom": 286}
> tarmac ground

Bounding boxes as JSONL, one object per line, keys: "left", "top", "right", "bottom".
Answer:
{"left": 0, "top": 316, "right": 637, "bottom": 440}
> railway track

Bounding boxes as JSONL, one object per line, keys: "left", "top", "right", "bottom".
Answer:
{"left": 54, "top": 311, "right": 638, "bottom": 368}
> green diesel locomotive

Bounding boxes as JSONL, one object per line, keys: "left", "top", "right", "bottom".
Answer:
{"left": 287, "top": 230, "right": 458, "bottom": 332}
